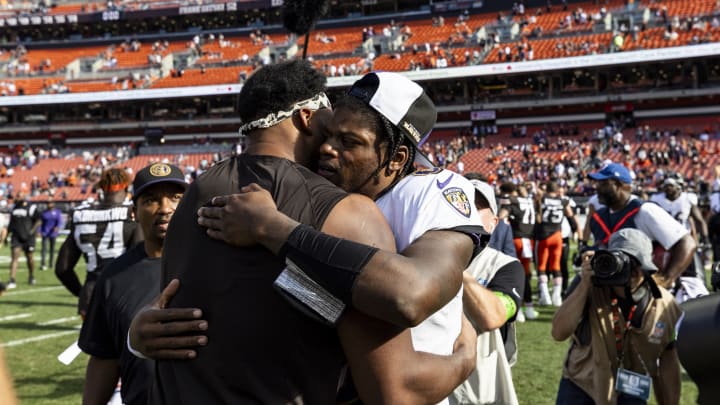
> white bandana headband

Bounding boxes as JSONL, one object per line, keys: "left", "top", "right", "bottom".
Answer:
{"left": 238, "top": 92, "right": 331, "bottom": 135}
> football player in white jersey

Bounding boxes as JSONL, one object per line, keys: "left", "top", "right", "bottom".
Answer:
{"left": 310, "top": 72, "right": 487, "bottom": 402}
{"left": 314, "top": 73, "right": 485, "bottom": 370}
{"left": 650, "top": 177, "right": 709, "bottom": 301}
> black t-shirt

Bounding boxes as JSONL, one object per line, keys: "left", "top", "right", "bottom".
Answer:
{"left": 68, "top": 202, "right": 137, "bottom": 273}
{"left": 78, "top": 242, "right": 160, "bottom": 405}
{"left": 154, "top": 155, "right": 347, "bottom": 405}
{"left": 8, "top": 201, "right": 40, "bottom": 241}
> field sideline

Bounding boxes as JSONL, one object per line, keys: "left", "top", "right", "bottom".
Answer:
{"left": 0, "top": 238, "right": 701, "bottom": 404}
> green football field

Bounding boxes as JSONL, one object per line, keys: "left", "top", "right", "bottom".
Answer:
{"left": 0, "top": 238, "right": 701, "bottom": 404}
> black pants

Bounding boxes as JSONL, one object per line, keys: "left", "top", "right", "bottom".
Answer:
{"left": 41, "top": 236, "right": 56, "bottom": 268}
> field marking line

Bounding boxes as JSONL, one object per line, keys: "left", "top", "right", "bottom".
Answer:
{"left": 1, "top": 327, "right": 81, "bottom": 348}
{"left": 38, "top": 316, "right": 80, "bottom": 326}
{"left": 0, "top": 313, "right": 32, "bottom": 322}
{"left": 37, "top": 315, "right": 80, "bottom": 326}
{"left": 3, "top": 286, "right": 65, "bottom": 296}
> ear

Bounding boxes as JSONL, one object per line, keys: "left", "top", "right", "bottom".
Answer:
{"left": 386, "top": 144, "right": 410, "bottom": 174}
{"left": 296, "top": 107, "right": 313, "bottom": 134}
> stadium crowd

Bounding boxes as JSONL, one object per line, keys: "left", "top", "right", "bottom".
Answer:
{"left": 0, "top": 141, "right": 236, "bottom": 204}
{"left": 420, "top": 121, "right": 720, "bottom": 198}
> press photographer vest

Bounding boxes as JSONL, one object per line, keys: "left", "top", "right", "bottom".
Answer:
{"left": 562, "top": 284, "right": 681, "bottom": 405}
{"left": 590, "top": 198, "right": 643, "bottom": 247}
{"left": 450, "top": 247, "right": 519, "bottom": 405}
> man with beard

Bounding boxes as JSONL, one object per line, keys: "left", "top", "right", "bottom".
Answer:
{"left": 79, "top": 163, "right": 187, "bottom": 405}
{"left": 588, "top": 163, "right": 695, "bottom": 288}
{"left": 134, "top": 63, "right": 477, "bottom": 404}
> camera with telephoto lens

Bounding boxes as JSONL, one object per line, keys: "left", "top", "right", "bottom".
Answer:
{"left": 591, "top": 250, "right": 635, "bottom": 287}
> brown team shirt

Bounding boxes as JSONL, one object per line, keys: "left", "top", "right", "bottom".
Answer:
{"left": 153, "top": 155, "right": 347, "bottom": 404}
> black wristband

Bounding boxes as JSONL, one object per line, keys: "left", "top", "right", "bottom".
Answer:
{"left": 281, "top": 224, "right": 379, "bottom": 305}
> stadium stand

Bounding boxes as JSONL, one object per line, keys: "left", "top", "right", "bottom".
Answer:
{"left": 2, "top": 0, "right": 719, "bottom": 92}
{"left": 1, "top": 0, "right": 720, "bottom": 204}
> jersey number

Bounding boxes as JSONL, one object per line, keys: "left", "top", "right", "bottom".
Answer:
{"left": 519, "top": 201, "right": 535, "bottom": 225}
{"left": 542, "top": 207, "right": 564, "bottom": 224}
{"left": 74, "top": 221, "right": 125, "bottom": 272}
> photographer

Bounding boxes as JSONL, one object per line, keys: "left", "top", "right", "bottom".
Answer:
{"left": 552, "top": 228, "right": 681, "bottom": 405}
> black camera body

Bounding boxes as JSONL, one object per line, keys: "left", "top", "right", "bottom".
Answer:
{"left": 591, "top": 250, "right": 634, "bottom": 287}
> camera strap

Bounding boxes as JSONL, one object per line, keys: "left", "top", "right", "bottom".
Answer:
{"left": 611, "top": 295, "right": 637, "bottom": 367}
{"left": 643, "top": 272, "right": 662, "bottom": 299}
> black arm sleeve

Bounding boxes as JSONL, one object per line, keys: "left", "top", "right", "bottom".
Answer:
{"left": 280, "top": 224, "right": 379, "bottom": 304}
{"left": 55, "top": 236, "right": 83, "bottom": 297}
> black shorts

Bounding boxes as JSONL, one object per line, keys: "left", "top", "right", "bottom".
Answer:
{"left": 11, "top": 235, "right": 36, "bottom": 253}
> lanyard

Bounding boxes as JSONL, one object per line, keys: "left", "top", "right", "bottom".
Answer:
{"left": 611, "top": 298, "right": 636, "bottom": 365}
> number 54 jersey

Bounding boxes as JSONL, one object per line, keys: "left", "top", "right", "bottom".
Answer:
{"left": 70, "top": 201, "right": 138, "bottom": 273}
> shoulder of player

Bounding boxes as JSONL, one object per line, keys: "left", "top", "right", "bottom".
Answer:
{"left": 400, "top": 169, "right": 470, "bottom": 193}
{"left": 680, "top": 192, "right": 696, "bottom": 204}
{"left": 323, "top": 193, "right": 394, "bottom": 249}
{"left": 409, "top": 170, "right": 476, "bottom": 210}
{"left": 541, "top": 195, "right": 561, "bottom": 204}
{"left": 498, "top": 196, "right": 514, "bottom": 207}
{"left": 636, "top": 202, "right": 688, "bottom": 235}
{"left": 638, "top": 200, "right": 670, "bottom": 216}
{"left": 249, "top": 155, "right": 345, "bottom": 200}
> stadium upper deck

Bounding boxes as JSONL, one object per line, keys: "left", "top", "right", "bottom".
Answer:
{"left": 1, "top": 0, "right": 719, "bottom": 97}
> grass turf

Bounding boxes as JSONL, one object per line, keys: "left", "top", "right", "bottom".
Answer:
{"left": 0, "top": 238, "right": 702, "bottom": 404}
